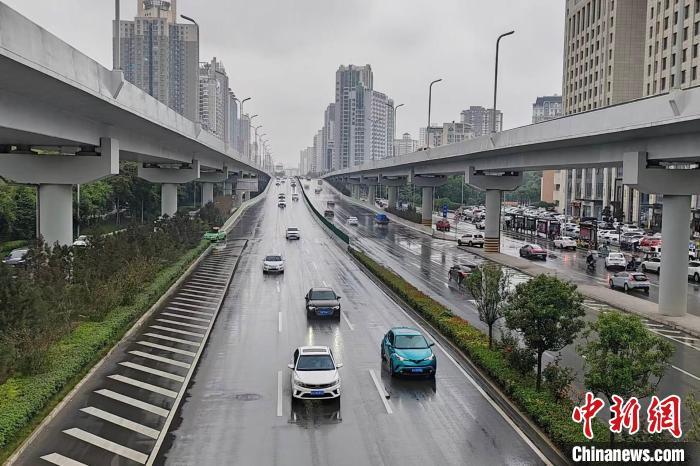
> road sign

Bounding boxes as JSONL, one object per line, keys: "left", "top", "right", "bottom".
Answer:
{"left": 442, "top": 204, "right": 448, "bottom": 218}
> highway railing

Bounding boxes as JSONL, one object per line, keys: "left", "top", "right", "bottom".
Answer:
{"left": 297, "top": 178, "right": 349, "bottom": 245}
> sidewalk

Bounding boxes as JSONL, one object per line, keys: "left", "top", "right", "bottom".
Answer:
{"left": 327, "top": 182, "right": 700, "bottom": 338}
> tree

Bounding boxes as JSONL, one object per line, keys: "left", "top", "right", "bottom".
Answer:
{"left": 466, "top": 263, "right": 509, "bottom": 349}
{"left": 505, "top": 274, "right": 585, "bottom": 390}
{"left": 578, "top": 311, "right": 674, "bottom": 444}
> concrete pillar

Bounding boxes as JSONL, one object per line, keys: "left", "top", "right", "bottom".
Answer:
{"left": 223, "top": 181, "right": 233, "bottom": 196}
{"left": 421, "top": 186, "right": 434, "bottom": 226}
{"left": 484, "top": 189, "right": 502, "bottom": 252}
{"left": 659, "top": 195, "right": 692, "bottom": 317}
{"left": 368, "top": 185, "right": 376, "bottom": 205}
{"left": 161, "top": 183, "right": 178, "bottom": 217}
{"left": 201, "top": 182, "right": 214, "bottom": 205}
{"left": 388, "top": 186, "right": 398, "bottom": 209}
{"left": 38, "top": 184, "right": 73, "bottom": 246}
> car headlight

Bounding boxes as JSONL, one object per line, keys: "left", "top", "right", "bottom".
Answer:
{"left": 308, "top": 306, "right": 316, "bottom": 310}
{"left": 332, "top": 305, "right": 340, "bottom": 310}
{"left": 423, "top": 354, "right": 435, "bottom": 361}
{"left": 332, "top": 378, "right": 340, "bottom": 386}
{"left": 394, "top": 354, "right": 406, "bottom": 361}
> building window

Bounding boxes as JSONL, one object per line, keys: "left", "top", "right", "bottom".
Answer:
{"left": 663, "top": 37, "right": 668, "bottom": 49}
{"left": 664, "top": 16, "right": 669, "bottom": 29}
{"left": 663, "top": 57, "right": 667, "bottom": 70}
{"left": 685, "top": 27, "right": 689, "bottom": 41}
{"left": 694, "top": 66, "right": 698, "bottom": 80}
{"left": 695, "top": 44, "right": 699, "bottom": 58}
{"left": 682, "top": 70, "right": 687, "bottom": 84}
{"left": 661, "top": 76, "right": 666, "bottom": 89}
{"left": 647, "top": 82, "right": 651, "bottom": 95}
{"left": 683, "top": 48, "right": 688, "bottom": 62}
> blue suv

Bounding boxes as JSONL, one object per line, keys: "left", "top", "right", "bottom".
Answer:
{"left": 381, "top": 327, "right": 436, "bottom": 378}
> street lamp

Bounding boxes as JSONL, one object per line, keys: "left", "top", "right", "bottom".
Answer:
{"left": 387, "top": 102, "right": 404, "bottom": 156}
{"left": 427, "top": 79, "right": 442, "bottom": 148}
{"left": 492, "top": 30, "right": 515, "bottom": 135}
{"left": 236, "top": 97, "right": 251, "bottom": 119}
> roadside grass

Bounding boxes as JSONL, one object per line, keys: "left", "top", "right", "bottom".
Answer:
{"left": 0, "top": 240, "right": 208, "bottom": 462}
{"left": 349, "top": 247, "right": 608, "bottom": 453}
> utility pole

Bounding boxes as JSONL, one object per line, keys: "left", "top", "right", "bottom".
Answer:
{"left": 492, "top": 30, "right": 514, "bottom": 134}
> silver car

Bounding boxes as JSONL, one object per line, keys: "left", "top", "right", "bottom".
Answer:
{"left": 609, "top": 272, "right": 650, "bottom": 294}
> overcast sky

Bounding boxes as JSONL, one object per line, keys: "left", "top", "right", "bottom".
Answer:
{"left": 4, "top": 0, "right": 565, "bottom": 168}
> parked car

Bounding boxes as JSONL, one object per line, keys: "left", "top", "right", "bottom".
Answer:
{"left": 323, "top": 209, "right": 334, "bottom": 218}
{"left": 2, "top": 248, "right": 28, "bottom": 266}
{"left": 375, "top": 213, "right": 390, "bottom": 225}
{"left": 288, "top": 346, "right": 342, "bottom": 400}
{"left": 689, "top": 261, "right": 700, "bottom": 283}
{"left": 448, "top": 263, "right": 477, "bottom": 284}
{"left": 605, "top": 252, "right": 627, "bottom": 270}
{"left": 457, "top": 233, "right": 484, "bottom": 247}
{"left": 262, "top": 254, "right": 285, "bottom": 274}
{"left": 519, "top": 244, "right": 547, "bottom": 260}
{"left": 381, "top": 327, "right": 436, "bottom": 378}
{"left": 286, "top": 227, "right": 300, "bottom": 240}
{"left": 305, "top": 287, "right": 341, "bottom": 319}
{"left": 476, "top": 220, "right": 486, "bottom": 230}
{"left": 553, "top": 236, "right": 576, "bottom": 250}
{"left": 641, "top": 257, "right": 661, "bottom": 273}
{"left": 609, "top": 272, "right": 650, "bottom": 294}
{"left": 347, "top": 216, "right": 359, "bottom": 226}
{"left": 435, "top": 219, "right": 451, "bottom": 232}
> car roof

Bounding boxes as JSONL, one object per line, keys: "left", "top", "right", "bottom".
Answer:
{"left": 390, "top": 327, "right": 423, "bottom": 336}
{"left": 298, "top": 346, "right": 331, "bottom": 354}
{"left": 309, "top": 286, "right": 334, "bottom": 292}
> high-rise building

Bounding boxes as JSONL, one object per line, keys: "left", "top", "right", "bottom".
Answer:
{"left": 115, "top": 0, "right": 198, "bottom": 120}
{"left": 365, "top": 91, "right": 394, "bottom": 162}
{"left": 441, "top": 121, "right": 473, "bottom": 145}
{"left": 198, "top": 57, "right": 229, "bottom": 141}
{"left": 554, "top": 0, "right": 647, "bottom": 221}
{"left": 394, "top": 132, "right": 419, "bottom": 156}
{"left": 322, "top": 104, "right": 335, "bottom": 172}
{"left": 460, "top": 106, "right": 502, "bottom": 138}
{"left": 313, "top": 129, "right": 323, "bottom": 174}
{"left": 419, "top": 126, "right": 444, "bottom": 148}
{"left": 333, "top": 64, "right": 372, "bottom": 169}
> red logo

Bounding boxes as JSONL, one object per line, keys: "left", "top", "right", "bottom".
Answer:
{"left": 572, "top": 392, "right": 605, "bottom": 439}
{"left": 609, "top": 395, "right": 641, "bottom": 435}
{"left": 647, "top": 395, "right": 682, "bottom": 438}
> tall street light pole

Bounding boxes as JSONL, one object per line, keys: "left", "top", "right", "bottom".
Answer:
{"left": 393, "top": 103, "right": 404, "bottom": 156}
{"left": 492, "top": 30, "right": 514, "bottom": 135}
{"left": 427, "top": 79, "right": 442, "bottom": 148}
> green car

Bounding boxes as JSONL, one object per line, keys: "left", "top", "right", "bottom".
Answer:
{"left": 203, "top": 226, "right": 226, "bottom": 243}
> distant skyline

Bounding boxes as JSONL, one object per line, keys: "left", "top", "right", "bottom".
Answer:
{"left": 4, "top": 0, "right": 565, "bottom": 167}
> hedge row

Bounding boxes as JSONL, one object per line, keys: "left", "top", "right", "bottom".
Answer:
{"left": 0, "top": 240, "right": 28, "bottom": 256}
{"left": 0, "top": 240, "right": 209, "bottom": 460}
{"left": 350, "top": 248, "right": 608, "bottom": 452}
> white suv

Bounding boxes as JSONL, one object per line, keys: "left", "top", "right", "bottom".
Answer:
{"left": 286, "top": 227, "right": 300, "bottom": 240}
{"left": 458, "top": 233, "right": 484, "bottom": 247}
{"left": 553, "top": 236, "right": 576, "bottom": 250}
{"left": 288, "top": 346, "right": 342, "bottom": 400}
{"left": 605, "top": 252, "right": 627, "bottom": 270}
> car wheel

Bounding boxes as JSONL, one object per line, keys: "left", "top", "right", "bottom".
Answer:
{"left": 468, "top": 241, "right": 473, "bottom": 247}
{"left": 457, "top": 241, "right": 462, "bottom": 246}
{"left": 695, "top": 273, "right": 700, "bottom": 283}
{"left": 641, "top": 265, "right": 647, "bottom": 272}
{"left": 609, "top": 280, "right": 614, "bottom": 289}
{"left": 644, "top": 288, "right": 650, "bottom": 294}
{"left": 306, "top": 309, "right": 313, "bottom": 319}
{"left": 624, "top": 283, "right": 629, "bottom": 292}
{"left": 389, "top": 360, "right": 397, "bottom": 378}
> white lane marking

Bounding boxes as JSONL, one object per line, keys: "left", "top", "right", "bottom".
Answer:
{"left": 671, "top": 335, "right": 698, "bottom": 341}
{"left": 278, "top": 312, "right": 282, "bottom": 333}
{"left": 156, "top": 318, "right": 208, "bottom": 330}
{"left": 644, "top": 323, "right": 665, "bottom": 328}
{"left": 96, "top": 389, "right": 170, "bottom": 417}
{"left": 277, "top": 370, "right": 284, "bottom": 417}
{"left": 368, "top": 369, "right": 392, "bottom": 414}
{"left": 63, "top": 428, "right": 148, "bottom": 464}
{"left": 168, "top": 302, "right": 217, "bottom": 311}
{"left": 119, "top": 361, "right": 185, "bottom": 383}
{"left": 276, "top": 282, "right": 281, "bottom": 293}
{"left": 40, "top": 453, "right": 88, "bottom": 466}
{"left": 150, "top": 325, "right": 204, "bottom": 338}
{"left": 341, "top": 312, "right": 355, "bottom": 331}
{"left": 322, "top": 280, "right": 328, "bottom": 286}
{"left": 143, "top": 332, "right": 201, "bottom": 347}
{"left": 377, "top": 291, "right": 551, "bottom": 465}
{"left": 177, "top": 292, "right": 219, "bottom": 302}
{"left": 171, "top": 296, "right": 218, "bottom": 306}
{"left": 181, "top": 287, "right": 220, "bottom": 296}
{"left": 137, "top": 341, "right": 197, "bottom": 357}
{"left": 164, "top": 306, "right": 213, "bottom": 317}
{"left": 80, "top": 406, "right": 160, "bottom": 439}
{"left": 653, "top": 329, "right": 682, "bottom": 335}
{"left": 128, "top": 351, "right": 190, "bottom": 369}
{"left": 648, "top": 328, "right": 700, "bottom": 352}
{"left": 161, "top": 312, "right": 210, "bottom": 323}
{"left": 671, "top": 364, "right": 700, "bottom": 381}
{"left": 312, "top": 262, "right": 318, "bottom": 271}
{"left": 108, "top": 374, "right": 178, "bottom": 398}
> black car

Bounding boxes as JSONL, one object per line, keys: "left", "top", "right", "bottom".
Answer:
{"left": 323, "top": 209, "right": 335, "bottom": 218}
{"left": 519, "top": 244, "right": 547, "bottom": 260}
{"left": 305, "top": 287, "right": 341, "bottom": 319}
{"left": 2, "top": 248, "right": 28, "bottom": 266}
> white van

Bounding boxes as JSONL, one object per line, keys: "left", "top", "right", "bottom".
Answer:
{"left": 458, "top": 233, "right": 485, "bottom": 247}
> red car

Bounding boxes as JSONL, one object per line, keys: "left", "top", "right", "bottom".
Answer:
{"left": 436, "top": 219, "right": 451, "bottom": 232}
{"left": 519, "top": 244, "right": 547, "bottom": 260}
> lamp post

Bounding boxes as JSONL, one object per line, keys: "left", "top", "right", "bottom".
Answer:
{"left": 252, "top": 124, "right": 262, "bottom": 164}
{"left": 492, "top": 30, "right": 514, "bottom": 135}
{"left": 427, "top": 79, "right": 442, "bottom": 148}
{"left": 390, "top": 103, "right": 404, "bottom": 156}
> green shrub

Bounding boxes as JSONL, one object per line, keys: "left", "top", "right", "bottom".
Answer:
{"left": 349, "top": 248, "right": 609, "bottom": 450}
{"left": 543, "top": 357, "right": 576, "bottom": 401}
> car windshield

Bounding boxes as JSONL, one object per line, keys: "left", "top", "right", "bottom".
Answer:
{"left": 296, "top": 354, "right": 334, "bottom": 371}
{"left": 632, "top": 274, "right": 648, "bottom": 281}
{"left": 265, "top": 256, "right": 282, "bottom": 262}
{"left": 310, "top": 290, "right": 336, "bottom": 300}
{"left": 9, "top": 250, "right": 27, "bottom": 259}
{"left": 394, "top": 334, "right": 429, "bottom": 349}
{"left": 609, "top": 253, "right": 624, "bottom": 260}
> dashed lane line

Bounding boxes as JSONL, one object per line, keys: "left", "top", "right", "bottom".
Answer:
{"left": 341, "top": 312, "right": 355, "bottom": 331}
{"left": 128, "top": 351, "right": 191, "bottom": 369}
{"left": 118, "top": 361, "right": 185, "bottom": 383}
{"left": 671, "top": 365, "right": 700, "bottom": 381}
{"left": 40, "top": 452, "right": 88, "bottom": 466}
{"left": 80, "top": 406, "right": 160, "bottom": 439}
{"left": 136, "top": 341, "right": 197, "bottom": 357}
{"left": 368, "top": 369, "right": 392, "bottom": 414}
{"left": 143, "top": 332, "right": 201, "bottom": 347}
{"left": 277, "top": 371, "right": 284, "bottom": 417}
{"left": 108, "top": 374, "right": 178, "bottom": 398}
{"left": 63, "top": 428, "right": 148, "bottom": 464}
{"left": 95, "top": 389, "right": 169, "bottom": 417}
{"left": 149, "top": 325, "right": 204, "bottom": 338}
